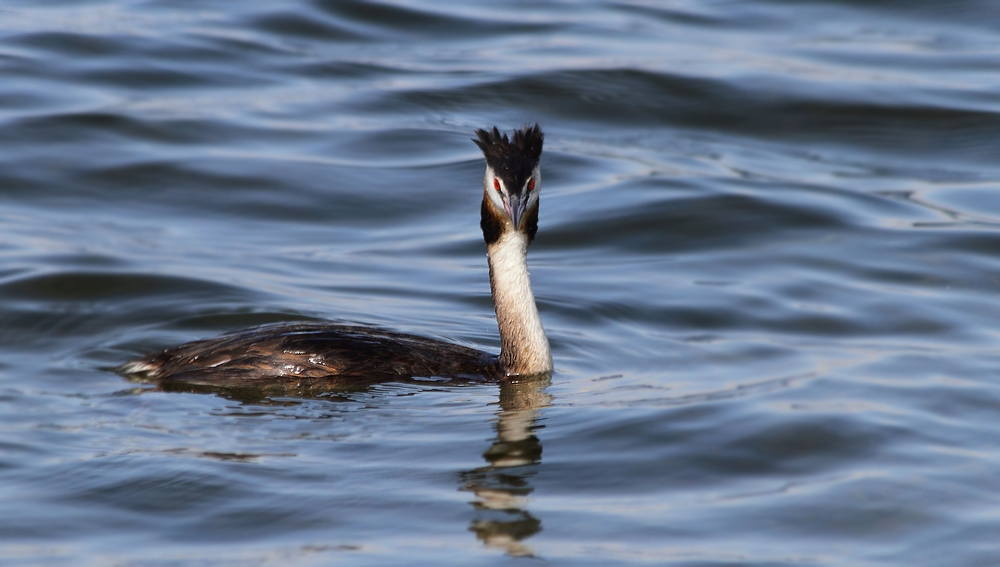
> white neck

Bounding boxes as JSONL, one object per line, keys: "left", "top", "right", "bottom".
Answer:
{"left": 487, "top": 231, "right": 552, "bottom": 375}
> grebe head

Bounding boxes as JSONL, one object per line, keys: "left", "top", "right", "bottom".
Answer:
{"left": 474, "top": 125, "right": 544, "bottom": 244}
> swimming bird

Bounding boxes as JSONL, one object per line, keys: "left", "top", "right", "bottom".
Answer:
{"left": 119, "top": 125, "right": 551, "bottom": 389}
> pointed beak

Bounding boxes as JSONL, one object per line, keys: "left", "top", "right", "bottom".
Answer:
{"left": 504, "top": 193, "right": 527, "bottom": 230}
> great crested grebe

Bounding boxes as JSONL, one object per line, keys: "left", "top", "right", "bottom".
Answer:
{"left": 119, "top": 125, "right": 551, "bottom": 388}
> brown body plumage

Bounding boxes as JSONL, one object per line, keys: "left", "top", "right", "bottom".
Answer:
{"left": 124, "top": 323, "right": 500, "bottom": 387}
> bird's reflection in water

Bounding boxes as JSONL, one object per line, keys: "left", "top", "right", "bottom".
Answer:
{"left": 460, "top": 373, "right": 552, "bottom": 557}
{"left": 133, "top": 372, "right": 553, "bottom": 556}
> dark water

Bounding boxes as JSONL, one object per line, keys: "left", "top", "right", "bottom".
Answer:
{"left": 3, "top": 0, "right": 1000, "bottom": 564}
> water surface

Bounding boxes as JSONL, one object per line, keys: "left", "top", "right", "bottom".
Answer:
{"left": 2, "top": 0, "right": 1000, "bottom": 564}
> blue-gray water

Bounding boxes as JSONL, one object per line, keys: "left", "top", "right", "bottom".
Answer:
{"left": 2, "top": 1, "right": 1000, "bottom": 565}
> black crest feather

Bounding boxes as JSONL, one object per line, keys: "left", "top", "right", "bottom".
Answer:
{"left": 472, "top": 124, "right": 543, "bottom": 197}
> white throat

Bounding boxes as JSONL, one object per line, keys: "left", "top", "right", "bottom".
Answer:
{"left": 487, "top": 230, "right": 552, "bottom": 375}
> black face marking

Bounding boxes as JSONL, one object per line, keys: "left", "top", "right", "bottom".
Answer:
{"left": 523, "top": 200, "right": 539, "bottom": 243}
{"left": 473, "top": 124, "right": 543, "bottom": 198}
{"left": 481, "top": 197, "right": 504, "bottom": 245}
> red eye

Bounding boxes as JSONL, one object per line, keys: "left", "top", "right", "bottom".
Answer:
{"left": 493, "top": 179, "right": 500, "bottom": 191}
{"left": 527, "top": 178, "right": 535, "bottom": 191}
